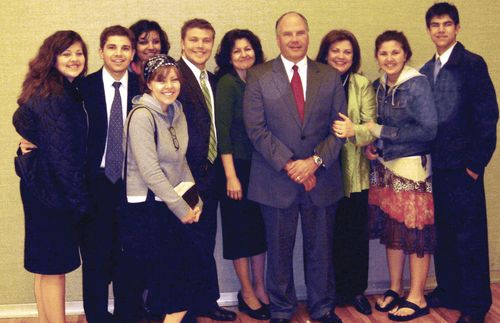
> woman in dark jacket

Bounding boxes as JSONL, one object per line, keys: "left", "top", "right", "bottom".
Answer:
{"left": 13, "top": 30, "right": 89, "bottom": 323}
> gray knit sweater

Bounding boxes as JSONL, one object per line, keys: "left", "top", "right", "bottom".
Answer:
{"left": 124, "top": 93, "right": 202, "bottom": 220}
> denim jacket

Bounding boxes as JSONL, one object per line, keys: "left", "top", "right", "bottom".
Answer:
{"left": 373, "top": 65, "right": 437, "bottom": 161}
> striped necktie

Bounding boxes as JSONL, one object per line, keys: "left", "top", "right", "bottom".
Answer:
{"left": 200, "top": 70, "right": 217, "bottom": 163}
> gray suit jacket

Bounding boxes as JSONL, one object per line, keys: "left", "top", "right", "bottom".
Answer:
{"left": 244, "top": 56, "right": 346, "bottom": 208}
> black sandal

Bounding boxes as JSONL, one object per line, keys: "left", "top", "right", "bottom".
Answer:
{"left": 375, "top": 289, "right": 401, "bottom": 312}
{"left": 388, "top": 299, "right": 430, "bottom": 321}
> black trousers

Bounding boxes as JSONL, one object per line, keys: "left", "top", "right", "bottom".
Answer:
{"left": 433, "top": 169, "right": 492, "bottom": 318}
{"left": 333, "top": 190, "right": 369, "bottom": 300}
{"left": 181, "top": 161, "right": 221, "bottom": 323}
{"left": 80, "top": 172, "right": 122, "bottom": 323}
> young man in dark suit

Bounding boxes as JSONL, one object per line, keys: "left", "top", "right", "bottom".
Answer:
{"left": 420, "top": 3, "right": 498, "bottom": 323}
{"left": 176, "top": 18, "right": 236, "bottom": 322}
{"left": 243, "top": 12, "right": 346, "bottom": 323}
{"left": 79, "top": 25, "right": 141, "bottom": 323}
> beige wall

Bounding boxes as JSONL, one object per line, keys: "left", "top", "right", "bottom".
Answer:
{"left": 1, "top": 0, "right": 499, "bottom": 305}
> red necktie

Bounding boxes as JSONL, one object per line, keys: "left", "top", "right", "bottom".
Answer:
{"left": 291, "top": 65, "right": 305, "bottom": 122}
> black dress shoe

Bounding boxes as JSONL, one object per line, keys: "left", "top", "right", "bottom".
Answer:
{"left": 456, "top": 313, "right": 485, "bottom": 323}
{"left": 352, "top": 294, "right": 372, "bottom": 315}
{"left": 199, "top": 305, "right": 236, "bottom": 321}
{"left": 269, "top": 319, "right": 290, "bottom": 323}
{"left": 425, "top": 289, "right": 459, "bottom": 309}
{"left": 313, "top": 309, "right": 343, "bottom": 323}
{"left": 237, "top": 291, "right": 271, "bottom": 320}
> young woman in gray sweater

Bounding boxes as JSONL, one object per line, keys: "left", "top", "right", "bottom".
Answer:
{"left": 121, "top": 55, "right": 207, "bottom": 323}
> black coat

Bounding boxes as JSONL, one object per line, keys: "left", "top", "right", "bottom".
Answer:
{"left": 13, "top": 79, "right": 89, "bottom": 215}
{"left": 78, "top": 69, "right": 140, "bottom": 180}
{"left": 177, "top": 59, "right": 217, "bottom": 191}
{"left": 420, "top": 42, "right": 498, "bottom": 174}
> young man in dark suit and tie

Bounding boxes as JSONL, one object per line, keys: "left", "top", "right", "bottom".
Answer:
{"left": 243, "top": 12, "right": 346, "bottom": 323}
{"left": 176, "top": 18, "right": 236, "bottom": 322}
{"left": 420, "top": 3, "right": 498, "bottom": 323}
{"left": 79, "top": 25, "right": 141, "bottom": 323}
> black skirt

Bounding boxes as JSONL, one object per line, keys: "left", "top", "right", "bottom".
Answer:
{"left": 119, "top": 199, "right": 212, "bottom": 314}
{"left": 219, "top": 159, "right": 267, "bottom": 260}
{"left": 21, "top": 181, "right": 80, "bottom": 275}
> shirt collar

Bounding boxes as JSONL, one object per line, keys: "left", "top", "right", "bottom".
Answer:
{"left": 280, "top": 55, "right": 308, "bottom": 73}
{"left": 435, "top": 41, "right": 457, "bottom": 66}
{"left": 102, "top": 66, "right": 129, "bottom": 89}
{"left": 182, "top": 55, "right": 205, "bottom": 79}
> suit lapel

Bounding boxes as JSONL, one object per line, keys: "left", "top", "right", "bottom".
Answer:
{"left": 178, "top": 59, "right": 210, "bottom": 114}
{"left": 271, "top": 57, "right": 302, "bottom": 128}
{"left": 94, "top": 69, "right": 108, "bottom": 138}
{"left": 303, "top": 59, "right": 320, "bottom": 127}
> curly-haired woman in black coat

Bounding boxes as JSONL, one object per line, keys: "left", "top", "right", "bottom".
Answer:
{"left": 13, "top": 30, "right": 89, "bottom": 323}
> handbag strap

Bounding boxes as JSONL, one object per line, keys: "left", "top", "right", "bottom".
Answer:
{"left": 123, "top": 105, "right": 158, "bottom": 202}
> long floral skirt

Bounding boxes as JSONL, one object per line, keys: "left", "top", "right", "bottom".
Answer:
{"left": 368, "top": 155, "right": 436, "bottom": 257}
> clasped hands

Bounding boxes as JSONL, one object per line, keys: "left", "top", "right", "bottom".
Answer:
{"left": 181, "top": 206, "right": 201, "bottom": 224}
{"left": 285, "top": 158, "right": 319, "bottom": 191}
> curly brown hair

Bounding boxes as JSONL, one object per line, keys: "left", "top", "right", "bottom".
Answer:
{"left": 18, "top": 30, "right": 88, "bottom": 105}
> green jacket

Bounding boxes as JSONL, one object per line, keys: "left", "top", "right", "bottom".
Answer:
{"left": 341, "top": 73, "right": 377, "bottom": 196}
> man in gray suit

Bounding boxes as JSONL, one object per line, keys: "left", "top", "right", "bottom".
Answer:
{"left": 243, "top": 11, "right": 346, "bottom": 323}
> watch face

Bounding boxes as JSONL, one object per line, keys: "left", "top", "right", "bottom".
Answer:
{"left": 314, "top": 156, "right": 322, "bottom": 166}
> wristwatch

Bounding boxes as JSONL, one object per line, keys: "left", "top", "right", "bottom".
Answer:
{"left": 313, "top": 154, "right": 323, "bottom": 167}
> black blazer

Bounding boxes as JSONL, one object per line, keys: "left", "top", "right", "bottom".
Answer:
{"left": 420, "top": 42, "right": 498, "bottom": 174}
{"left": 177, "top": 58, "right": 217, "bottom": 191}
{"left": 79, "top": 69, "right": 140, "bottom": 179}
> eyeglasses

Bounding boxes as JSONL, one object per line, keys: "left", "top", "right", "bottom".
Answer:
{"left": 168, "top": 126, "right": 179, "bottom": 151}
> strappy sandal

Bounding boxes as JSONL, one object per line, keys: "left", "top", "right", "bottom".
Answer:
{"left": 388, "top": 299, "right": 430, "bottom": 321}
{"left": 375, "top": 289, "right": 401, "bottom": 312}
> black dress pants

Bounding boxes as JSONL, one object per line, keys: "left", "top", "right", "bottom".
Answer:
{"left": 432, "top": 169, "right": 492, "bottom": 318}
{"left": 80, "top": 172, "right": 122, "bottom": 323}
{"left": 333, "top": 190, "right": 369, "bottom": 300}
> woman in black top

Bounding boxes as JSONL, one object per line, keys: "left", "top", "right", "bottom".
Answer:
{"left": 13, "top": 30, "right": 89, "bottom": 323}
{"left": 214, "top": 29, "right": 269, "bottom": 320}
{"left": 129, "top": 20, "right": 170, "bottom": 75}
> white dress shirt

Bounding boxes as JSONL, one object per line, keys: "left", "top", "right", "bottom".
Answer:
{"left": 435, "top": 41, "right": 458, "bottom": 66}
{"left": 280, "top": 55, "right": 308, "bottom": 100}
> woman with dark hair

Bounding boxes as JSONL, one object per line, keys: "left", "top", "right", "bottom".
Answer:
{"left": 13, "top": 30, "right": 89, "bottom": 323}
{"left": 316, "top": 29, "right": 376, "bottom": 316}
{"left": 214, "top": 29, "right": 269, "bottom": 320}
{"left": 122, "top": 55, "right": 207, "bottom": 323}
{"left": 366, "top": 30, "right": 437, "bottom": 321}
{"left": 129, "top": 20, "right": 170, "bottom": 75}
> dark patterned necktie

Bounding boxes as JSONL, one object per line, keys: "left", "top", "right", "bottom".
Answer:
{"left": 105, "top": 81, "right": 123, "bottom": 183}
{"left": 291, "top": 65, "right": 305, "bottom": 122}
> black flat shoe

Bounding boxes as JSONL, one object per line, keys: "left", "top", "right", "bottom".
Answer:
{"left": 352, "top": 294, "right": 372, "bottom": 315}
{"left": 313, "top": 309, "right": 343, "bottom": 323}
{"left": 237, "top": 291, "right": 271, "bottom": 320}
{"left": 388, "top": 299, "right": 429, "bottom": 321}
{"left": 425, "top": 289, "right": 459, "bottom": 309}
{"left": 375, "top": 289, "right": 402, "bottom": 312}
{"left": 199, "top": 305, "right": 236, "bottom": 321}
